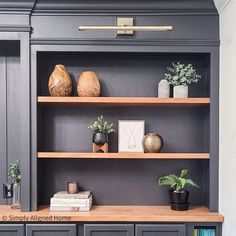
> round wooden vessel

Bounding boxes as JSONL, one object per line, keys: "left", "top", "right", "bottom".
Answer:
{"left": 77, "top": 71, "right": 100, "bottom": 97}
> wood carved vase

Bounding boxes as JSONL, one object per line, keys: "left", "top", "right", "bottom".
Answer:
{"left": 77, "top": 71, "right": 100, "bottom": 97}
{"left": 48, "top": 64, "right": 72, "bottom": 96}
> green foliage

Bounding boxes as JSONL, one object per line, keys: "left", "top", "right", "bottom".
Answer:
{"left": 8, "top": 160, "right": 21, "bottom": 183}
{"left": 89, "top": 115, "right": 115, "bottom": 134}
{"left": 158, "top": 169, "right": 199, "bottom": 192}
{"left": 164, "top": 62, "right": 201, "bottom": 86}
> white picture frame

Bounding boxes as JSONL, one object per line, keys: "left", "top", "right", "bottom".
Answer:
{"left": 118, "top": 120, "right": 145, "bottom": 153}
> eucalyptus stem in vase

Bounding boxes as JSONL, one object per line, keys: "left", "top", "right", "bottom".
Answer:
{"left": 8, "top": 160, "right": 21, "bottom": 209}
{"left": 164, "top": 62, "right": 201, "bottom": 98}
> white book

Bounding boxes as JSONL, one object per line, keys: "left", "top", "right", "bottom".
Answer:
{"left": 50, "top": 202, "right": 92, "bottom": 212}
{"left": 53, "top": 191, "right": 91, "bottom": 199}
{"left": 51, "top": 203, "right": 90, "bottom": 207}
{"left": 50, "top": 196, "right": 92, "bottom": 205}
{"left": 50, "top": 205, "right": 92, "bottom": 212}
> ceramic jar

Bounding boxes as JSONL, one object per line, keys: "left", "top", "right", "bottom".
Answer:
{"left": 173, "top": 85, "right": 188, "bottom": 98}
{"left": 77, "top": 71, "right": 100, "bottom": 97}
{"left": 48, "top": 64, "right": 72, "bottom": 96}
{"left": 142, "top": 133, "right": 163, "bottom": 153}
{"left": 93, "top": 133, "right": 108, "bottom": 145}
{"left": 158, "top": 79, "right": 170, "bottom": 98}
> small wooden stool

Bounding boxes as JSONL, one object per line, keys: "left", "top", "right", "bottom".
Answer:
{"left": 93, "top": 143, "right": 108, "bottom": 153}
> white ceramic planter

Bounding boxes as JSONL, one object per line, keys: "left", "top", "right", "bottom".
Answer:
{"left": 158, "top": 79, "right": 170, "bottom": 98}
{"left": 173, "top": 85, "right": 188, "bottom": 98}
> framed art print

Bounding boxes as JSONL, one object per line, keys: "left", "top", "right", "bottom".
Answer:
{"left": 118, "top": 120, "right": 145, "bottom": 152}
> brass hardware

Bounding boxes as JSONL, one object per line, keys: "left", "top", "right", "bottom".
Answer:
{"left": 117, "top": 17, "right": 134, "bottom": 35}
{"left": 78, "top": 17, "right": 173, "bottom": 35}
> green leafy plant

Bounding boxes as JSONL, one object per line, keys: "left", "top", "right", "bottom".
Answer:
{"left": 164, "top": 62, "right": 201, "bottom": 86}
{"left": 89, "top": 115, "right": 115, "bottom": 134}
{"left": 158, "top": 169, "right": 199, "bottom": 192}
{"left": 8, "top": 160, "right": 21, "bottom": 183}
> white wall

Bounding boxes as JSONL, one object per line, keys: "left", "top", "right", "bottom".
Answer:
{"left": 219, "top": 0, "right": 236, "bottom": 235}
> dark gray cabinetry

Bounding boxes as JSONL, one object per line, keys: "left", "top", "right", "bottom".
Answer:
{"left": 84, "top": 224, "right": 134, "bottom": 236}
{"left": 136, "top": 224, "right": 185, "bottom": 236}
{"left": 26, "top": 224, "right": 76, "bottom": 236}
{"left": 0, "top": 224, "right": 24, "bottom": 236}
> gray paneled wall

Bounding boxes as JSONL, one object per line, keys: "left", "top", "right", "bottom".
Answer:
{"left": 0, "top": 42, "right": 21, "bottom": 204}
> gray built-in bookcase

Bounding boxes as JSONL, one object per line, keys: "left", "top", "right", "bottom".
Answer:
{"left": 0, "top": 0, "right": 222, "bottom": 235}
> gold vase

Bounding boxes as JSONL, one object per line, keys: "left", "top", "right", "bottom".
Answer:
{"left": 77, "top": 71, "right": 100, "bottom": 97}
{"left": 48, "top": 64, "right": 72, "bottom": 96}
{"left": 142, "top": 133, "right": 163, "bottom": 153}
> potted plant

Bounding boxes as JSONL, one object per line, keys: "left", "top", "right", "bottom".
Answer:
{"left": 158, "top": 169, "right": 199, "bottom": 211}
{"left": 164, "top": 62, "right": 201, "bottom": 98}
{"left": 89, "top": 116, "right": 115, "bottom": 151}
{"left": 8, "top": 160, "right": 21, "bottom": 209}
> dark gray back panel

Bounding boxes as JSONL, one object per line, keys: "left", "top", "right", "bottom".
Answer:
{"left": 37, "top": 52, "right": 210, "bottom": 97}
{"left": 38, "top": 159, "right": 208, "bottom": 206}
{"left": 38, "top": 106, "right": 209, "bottom": 153}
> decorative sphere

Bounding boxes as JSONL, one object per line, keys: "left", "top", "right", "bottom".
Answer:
{"left": 77, "top": 71, "right": 100, "bottom": 97}
{"left": 142, "top": 133, "right": 163, "bottom": 153}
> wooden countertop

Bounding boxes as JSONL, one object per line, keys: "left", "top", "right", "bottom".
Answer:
{"left": 0, "top": 205, "right": 224, "bottom": 223}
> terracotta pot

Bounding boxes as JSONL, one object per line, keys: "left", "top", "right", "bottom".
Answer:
{"left": 142, "top": 133, "right": 163, "bottom": 153}
{"left": 77, "top": 71, "right": 100, "bottom": 97}
{"left": 48, "top": 64, "right": 72, "bottom": 97}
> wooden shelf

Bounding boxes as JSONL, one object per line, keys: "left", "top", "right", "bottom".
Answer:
{"left": 37, "top": 152, "right": 210, "bottom": 159}
{"left": 37, "top": 97, "right": 210, "bottom": 107}
{"left": 0, "top": 205, "right": 223, "bottom": 222}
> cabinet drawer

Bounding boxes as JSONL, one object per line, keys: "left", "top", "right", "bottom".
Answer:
{"left": 136, "top": 224, "right": 185, "bottom": 236}
{"left": 84, "top": 224, "right": 134, "bottom": 236}
{"left": 31, "top": 15, "right": 218, "bottom": 41}
{"left": 0, "top": 224, "right": 24, "bottom": 236}
{"left": 26, "top": 224, "right": 76, "bottom": 236}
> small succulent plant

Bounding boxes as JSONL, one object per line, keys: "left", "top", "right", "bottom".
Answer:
{"left": 89, "top": 116, "right": 115, "bottom": 134}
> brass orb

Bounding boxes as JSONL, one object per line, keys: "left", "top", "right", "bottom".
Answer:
{"left": 142, "top": 133, "right": 163, "bottom": 153}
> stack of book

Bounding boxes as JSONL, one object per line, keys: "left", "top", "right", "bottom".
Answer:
{"left": 50, "top": 191, "right": 92, "bottom": 211}
{"left": 194, "top": 228, "right": 215, "bottom": 236}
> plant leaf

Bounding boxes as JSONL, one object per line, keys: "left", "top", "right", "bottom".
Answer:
{"left": 185, "top": 178, "right": 199, "bottom": 188}
{"left": 180, "top": 169, "right": 188, "bottom": 178}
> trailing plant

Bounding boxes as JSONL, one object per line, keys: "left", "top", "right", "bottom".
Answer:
{"left": 158, "top": 169, "right": 199, "bottom": 192}
{"left": 8, "top": 160, "right": 21, "bottom": 183}
{"left": 89, "top": 115, "right": 115, "bottom": 134}
{"left": 164, "top": 62, "right": 201, "bottom": 86}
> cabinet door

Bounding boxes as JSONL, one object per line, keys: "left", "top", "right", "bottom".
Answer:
{"left": 136, "top": 224, "right": 185, "bottom": 236}
{"left": 26, "top": 224, "right": 76, "bottom": 236}
{"left": 84, "top": 224, "right": 134, "bottom": 236}
{"left": 0, "top": 224, "right": 24, "bottom": 236}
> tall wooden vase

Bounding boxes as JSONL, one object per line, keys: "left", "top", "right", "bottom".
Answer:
{"left": 48, "top": 64, "right": 72, "bottom": 96}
